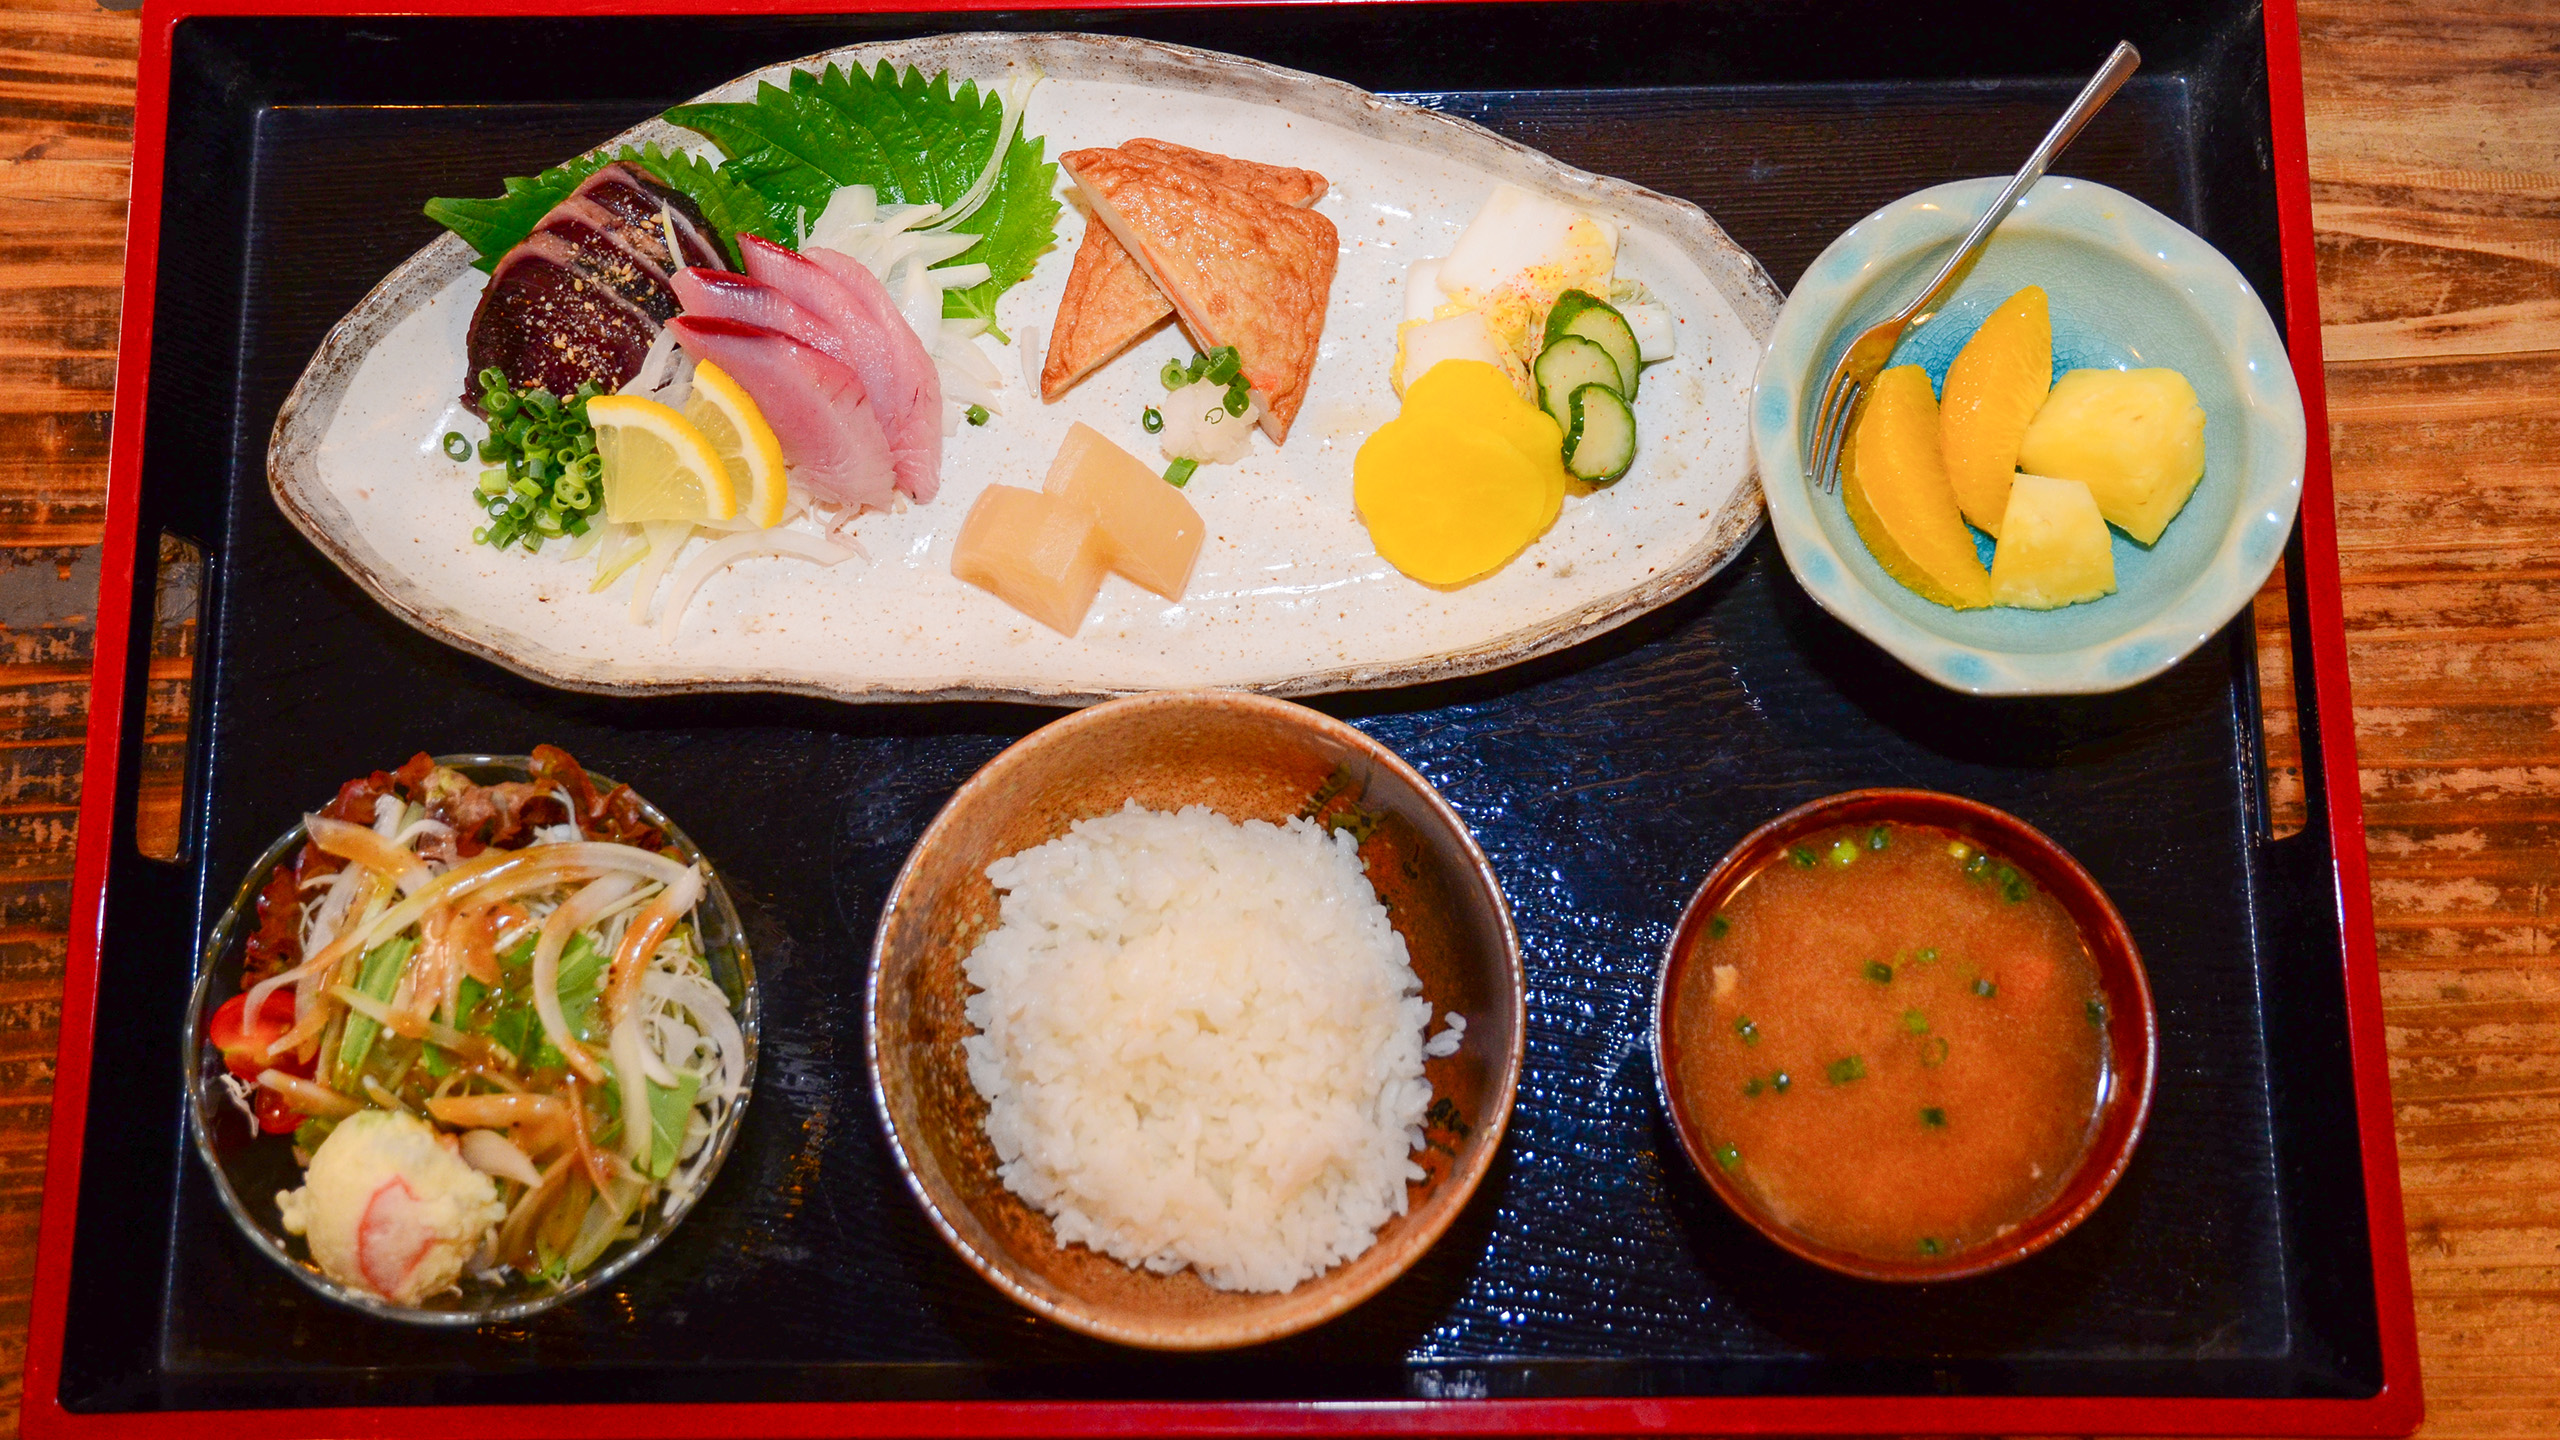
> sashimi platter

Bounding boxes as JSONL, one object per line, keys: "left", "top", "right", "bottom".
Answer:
{"left": 269, "top": 31, "right": 1783, "bottom": 702}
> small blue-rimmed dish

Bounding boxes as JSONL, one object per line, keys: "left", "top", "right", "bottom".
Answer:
{"left": 1751, "top": 176, "right": 2305, "bottom": 695}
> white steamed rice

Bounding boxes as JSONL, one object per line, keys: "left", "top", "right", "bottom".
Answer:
{"left": 959, "top": 801, "right": 1459, "bottom": 1293}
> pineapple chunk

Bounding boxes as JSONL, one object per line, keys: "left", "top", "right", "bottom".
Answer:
{"left": 1042, "top": 422, "right": 1204, "bottom": 601}
{"left": 1991, "top": 472, "right": 2117, "bottom": 609}
{"left": 2015, "top": 368, "right": 2206, "bottom": 545}
{"left": 950, "top": 484, "right": 1109, "bottom": 637}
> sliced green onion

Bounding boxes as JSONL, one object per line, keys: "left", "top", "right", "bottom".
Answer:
{"left": 1973, "top": 977, "right": 1997, "bottom": 998}
{"left": 1713, "top": 1143, "right": 1741, "bottom": 1171}
{"left": 1902, "top": 1009, "right": 1928, "bottom": 1034}
{"left": 1734, "top": 1015, "right": 1758, "bottom": 1045}
{"left": 1160, "top": 359, "right": 1189, "bottom": 390}
{"left": 1707, "top": 914, "right": 1730, "bottom": 940}
{"left": 1921, "top": 1106, "right": 1946, "bottom": 1128}
{"left": 1743, "top": 1076, "right": 1764, "bottom": 1098}
{"left": 1223, "top": 383, "right": 1250, "bottom": 416}
{"left": 1789, "top": 845, "right": 1817, "bottom": 869}
{"left": 1919, "top": 1236, "right": 1943, "bottom": 1257}
{"left": 2086, "top": 997, "right": 2107, "bottom": 1027}
{"left": 965, "top": 404, "right": 990, "bottom": 426}
{"left": 1204, "top": 346, "right": 1240, "bottom": 383}
{"left": 1826, "top": 1055, "right": 1866, "bottom": 1085}
{"left": 1867, "top": 826, "right": 1890, "bottom": 850}
{"left": 1141, "top": 407, "right": 1164, "bottom": 434}
{"left": 441, "top": 431, "right": 472, "bottom": 462}
{"left": 1771, "top": 1070, "right": 1791, "bottom": 1093}
{"left": 1164, "top": 457, "right": 1198, "bottom": 488}
{"left": 1920, "top": 1036, "right": 1950, "bottom": 1068}
{"left": 1829, "top": 839, "right": 1860, "bottom": 866}
{"left": 1865, "top": 960, "right": 1893, "bottom": 983}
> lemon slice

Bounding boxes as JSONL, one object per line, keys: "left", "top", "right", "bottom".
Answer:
{"left": 590, "top": 394, "right": 737, "bottom": 524}
{"left": 682, "top": 361, "right": 789, "bottom": 529}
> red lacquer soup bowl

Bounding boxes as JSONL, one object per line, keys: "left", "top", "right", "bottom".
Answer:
{"left": 1652, "top": 788, "right": 2157, "bottom": 1283}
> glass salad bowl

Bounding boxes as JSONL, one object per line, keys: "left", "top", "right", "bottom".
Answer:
{"left": 180, "top": 755, "right": 759, "bottom": 1326}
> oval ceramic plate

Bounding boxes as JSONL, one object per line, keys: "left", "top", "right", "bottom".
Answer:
{"left": 1752, "top": 176, "right": 2306, "bottom": 695}
{"left": 269, "top": 32, "right": 1781, "bottom": 706}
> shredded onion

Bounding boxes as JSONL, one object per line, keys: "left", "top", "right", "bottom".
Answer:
{"left": 531, "top": 873, "right": 644, "bottom": 1082}
{"left": 257, "top": 1069, "right": 360, "bottom": 1118}
{"left": 640, "top": 971, "right": 747, "bottom": 1102}
{"left": 655, "top": 529, "right": 857, "bottom": 643}
{"left": 610, "top": 1018, "right": 655, "bottom": 1165}
{"left": 923, "top": 65, "right": 1039, "bottom": 235}
{"left": 626, "top": 520, "right": 695, "bottom": 626}
{"left": 304, "top": 814, "right": 432, "bottom": 895}
{"left": 426, "top": 1094, "right": 562, "bottom": 1142}
{"left": 460, "top": 1128, "right": 545, "bottom": 1187}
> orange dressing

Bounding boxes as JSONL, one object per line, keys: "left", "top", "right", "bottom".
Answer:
{"left": 1674, "top": 823, "right": 2107, "bottom": 1263}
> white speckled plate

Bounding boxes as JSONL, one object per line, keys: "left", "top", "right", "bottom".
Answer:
{"left": 268, "top": 32, "right": 1781, "bottom": 706}
{"left": 1751, "top": 176, "right": 2306, "bottom": 696}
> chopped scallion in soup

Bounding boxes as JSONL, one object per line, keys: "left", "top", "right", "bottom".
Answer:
{"left": 1674, "top": 822, "right": 2107, "bottom": 1263}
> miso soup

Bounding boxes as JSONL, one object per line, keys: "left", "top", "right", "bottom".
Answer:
{"left": 1672, "top": 822, "right": 2108, "bottom": 1264}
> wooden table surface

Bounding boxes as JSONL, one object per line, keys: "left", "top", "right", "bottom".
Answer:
{"left": 3, "top": 0, "right": 2552, "bottom": 1432}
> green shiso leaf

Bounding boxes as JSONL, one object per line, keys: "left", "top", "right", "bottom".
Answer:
{"left": 663, "top": 61, "right": 1059, "bottom": 339}
{"left": 423, "top": 143, "right": 780, "bottom": 273}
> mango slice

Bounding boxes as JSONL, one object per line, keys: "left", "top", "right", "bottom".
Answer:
{"left": 951, "top": 484, "right": 1110, "bottom": 636}
{"left": 1990, "top": 472, "right": 2117, "bottom": 609}
{"left": 1937, "top": 285, "right": 2051, "bottom": 537}
{"left": 1042, "top": 422, "right": 1204, "bottom": 601}
{"left": 1355, "top": 420, "right": 1553, "bottom": 586}
{"left": 2016, "top": 368, "right": 2206, "bottom": 545}
{"left": 1842, "top": 364, "right": 1992, "bottom": 610}
{"left": 1401, "top": 360, "right": 1569, "bottom": 527}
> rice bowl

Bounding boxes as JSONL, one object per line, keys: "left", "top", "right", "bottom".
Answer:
{"left": 961, "top": 801, "right": 1465, "bottom": 1293}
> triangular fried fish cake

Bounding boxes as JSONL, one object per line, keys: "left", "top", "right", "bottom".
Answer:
{"left": 1040, "top": 143, "right": 1328, "bottom": 403}
{"left": 1060, "top": 147, "right": 1339, "bottom": 442}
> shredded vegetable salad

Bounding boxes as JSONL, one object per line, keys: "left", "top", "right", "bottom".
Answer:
{"left": 208, "top": 746, "right": 746, "bottom": 1301}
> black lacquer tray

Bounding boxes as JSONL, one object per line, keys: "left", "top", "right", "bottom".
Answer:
{"left": 29, "top": 0, "right": 2419, "bottom": 1433}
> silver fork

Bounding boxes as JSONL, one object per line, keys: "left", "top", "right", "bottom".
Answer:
{"left": 1806, "top": 40, "right": 2143, "bottom": 495}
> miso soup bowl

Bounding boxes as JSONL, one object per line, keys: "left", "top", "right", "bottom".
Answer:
{"left": 1653, "top": 788, "right": 2156, "bottom": 1283}
{"left": 868, "top": 690, "right": 1525, "bottom": 1349}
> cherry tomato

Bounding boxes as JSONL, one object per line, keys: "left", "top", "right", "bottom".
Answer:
{"left": 251, "top": 1086, "right": 301, "bottom": 1136}
{"left": 208, "top": 988, "right": 307, "bottom": 1083}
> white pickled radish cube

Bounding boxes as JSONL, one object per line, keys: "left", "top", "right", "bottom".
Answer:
{"left": 1391, "top": 311, "right": 1522, "bottom": 398}
{"left": 1403, "top": 258, "right": 1447, "bottom": 324}
{"left": 1622, "top": 301, "right": 1678, "bottom": 362}
{"left": 1042, "top": 422, "right": 1204, "bottom": 601}
{"left": 951, "top": 484, "right": 1109, "bottom": 636}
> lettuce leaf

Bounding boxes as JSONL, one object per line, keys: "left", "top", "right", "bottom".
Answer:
{"left": 664, "top": 61, "right": 1059, "bottom": 337}
{"left": 423, "top": 142, "right": 780, "bottom": 273}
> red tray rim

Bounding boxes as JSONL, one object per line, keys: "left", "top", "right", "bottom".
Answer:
{"left": 27, "top": 0, "right": 2422, "bottom": 1432}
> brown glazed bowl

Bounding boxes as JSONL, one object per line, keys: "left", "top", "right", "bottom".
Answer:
{"left": 866, "top": 690, "right": 1525, "bottom": 1349}
{"left": 1653, "top": 788, "right": 2157, "bottom": 1283}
